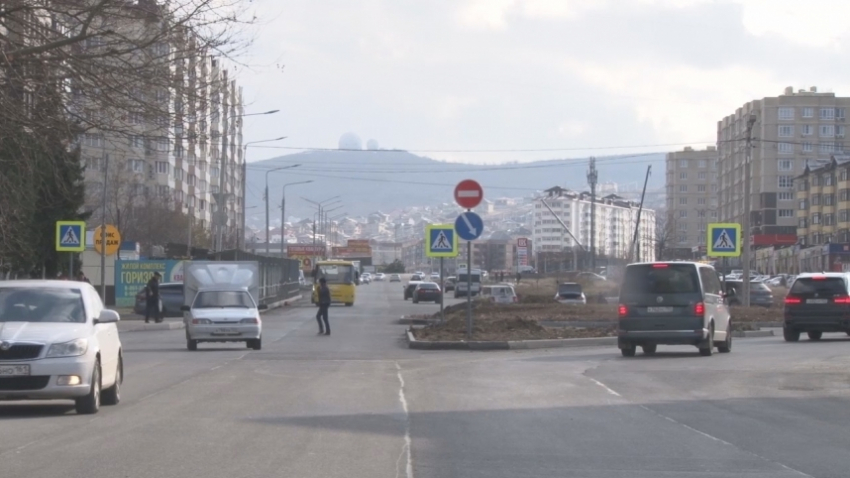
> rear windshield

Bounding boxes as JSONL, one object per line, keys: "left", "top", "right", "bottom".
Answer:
{"left": 558, "top": 283, "right": 582, "bottom": 294}
{"left": 457, "top": 273, "right": 481, "bottom": 282}
{"left": 418, "top": 283, "right": 438, "bottom": 289}
{"left": 789, "top": 277, "right": 847, "bottom": 297}
{"left": 622, "top": 264, "right": 700, "bottom": 294}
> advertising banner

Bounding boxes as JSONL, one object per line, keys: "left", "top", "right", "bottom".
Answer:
{"left": 517, "top": 237, "right": 529, "bottom": 267}
{"left": 286, "top": 244, "right": 326, "bottom": 271}
{"left": 114, "top": 260, "right": 185, "bottom": 307}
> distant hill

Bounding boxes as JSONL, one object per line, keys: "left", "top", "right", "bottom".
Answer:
{"left": 244, "top": 150, "right": 665, "bottom": 226}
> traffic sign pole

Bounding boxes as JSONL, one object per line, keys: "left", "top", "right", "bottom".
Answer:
{"left": 440, "top": 257, "right": 444, "bottom": 324}
{"left": 466, "top": 233, "right": 472, "bottom": 340}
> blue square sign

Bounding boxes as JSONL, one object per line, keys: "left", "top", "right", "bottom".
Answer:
{"left": 426, "top": 225, "right": 458, "bottom": 258}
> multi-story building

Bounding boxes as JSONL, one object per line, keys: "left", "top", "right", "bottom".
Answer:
{"left": 665, "top": 146, "right": 719, "bottom": 250}
{"left": 532, "top": 186, "right": 656, "bottom": 265}
{"left": 717, "top": 86, "right": 850, "bottom": 247}
{"left": 794, "top": 157, "right": 850, "bottom": 246}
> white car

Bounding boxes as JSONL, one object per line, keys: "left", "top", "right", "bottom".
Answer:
{"left": 555, "top": 282, "right": 587, "bottom": 305}
{"left": 430, "top": 273, "right": 440, "bottom": 281}
{"left": 0, "top": 280, "right": 123, "bottom": 414}
{"left": 374, "top": 273, "right": 386, "bottom": 281}
{"left": 480, "top": 284, "right": 517, "bottom": 304}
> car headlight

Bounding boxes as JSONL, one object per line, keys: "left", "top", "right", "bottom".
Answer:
{"left": 46, "top": 338, "right": 89, "bottom": 358}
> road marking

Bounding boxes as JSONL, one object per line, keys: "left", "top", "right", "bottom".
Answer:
{"left": 638, "top": 404, "right": 814, "bottom": 477}
{"left": 588, "top": 377, "right": 621, "bottom": 397}
{"left": 395, "top": 362, "right": 413, "bottom": 478}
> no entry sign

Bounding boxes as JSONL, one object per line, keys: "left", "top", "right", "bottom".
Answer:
{"left": 454, "top": 179, "right": 483, "bottom": 209}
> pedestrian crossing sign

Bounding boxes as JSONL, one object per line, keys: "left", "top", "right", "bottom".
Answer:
{"left": 56, "top": 221, "right": 86, "bottom": 252}
{"left": 426, "top": 224, "right": 458, "bottom": 258}
{"left": 707, "top": 223, "right": 741, "bottom": 257}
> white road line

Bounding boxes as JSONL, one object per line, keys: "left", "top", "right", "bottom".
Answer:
{"left": 395, "top": 362, "right": 413, "bottom": 478}
{"left": 588, "top": 377, "right": 621, "bottom": 397}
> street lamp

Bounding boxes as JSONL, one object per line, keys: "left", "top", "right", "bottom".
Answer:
{"left": 328, "top": 212, "right": 347, "bottom": 246}
{"left": 240, "top": 135, "right": 287, "bottom": 250}
{"left": 280, "top": 180, "right": 314, "bottom": 260}
{"left": 303, "top": 196, "right": 342, "bottom": 242}
{"left": 264, "top": 163, "right": 300, "bottom": 255}
{"left": 322, "top": 205, "right": 343, "bottom": 240}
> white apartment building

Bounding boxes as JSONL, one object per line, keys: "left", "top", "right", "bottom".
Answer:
{"left": 718, "top": 86, "right": 850, "bottom": 247}
{"left": 532, "top": 186, "right": 656, "bottom": 262}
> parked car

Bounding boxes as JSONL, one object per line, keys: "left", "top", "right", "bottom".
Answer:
{"left": 555, "top": 282, "right": 587, "bottom": 305}
{"left": 389, "top": 274, "right": 401, "bottom": 282}
{"left": 360, "top": 273, "right": 372, "bottom": 284}
{"left": 404, "top": 281, "right": 423, "bottom": 300}
{"left": 411, "top": 274, "right": 424, "bottom": 281}
{"left": 430, "top": 273, "right": 441, "bottom": 281}
{"left": 413, "top": 282, "right": 442, "bottom": 303}
{"left": 374, "top": 273, "right": 386, "bottom": 281}
{"left": 481, "top": 284, "right": 517, "bottom": 304}
{"left": 724, "top": 280, "right": 773, "bottom": 308}
{"left": 444, "top": 276, "right": 457, "bottom": 292}
{"left": 0, "top": 280, "right": 123, "bottom": 414}
{"left": 134, "top": 281, "right": 184, "bottom": 317}
{"left": 618, "top": 262, "right": 732, "bottom": 357}
{"left": 783, "top": 272, "right": 850, "bottom": 342}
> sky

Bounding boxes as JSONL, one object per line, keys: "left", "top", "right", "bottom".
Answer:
{"left": 232, "top": 0, "right": 850, "bottom": 165}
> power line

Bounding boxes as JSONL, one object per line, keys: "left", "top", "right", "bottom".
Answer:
{"left": 247, "top": 140, "right": 718, "bottom": 154}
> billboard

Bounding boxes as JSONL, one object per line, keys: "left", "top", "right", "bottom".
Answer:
{"left": 286, "top": 244, "right": 325, "bottom": 271}
{"left": 114, "top": 260, "right": 185, "bottom": 307}
{"left": 346, "top": 239, "right": 372, "bottom": 254}
{"left": 517, "top": 238, "right": 529, "bottom": 267}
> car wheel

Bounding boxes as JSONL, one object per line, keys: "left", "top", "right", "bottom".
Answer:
{"left": 717, "top": 323, "right": 732, "bottom": 353}
{"left": 75, "top": 359, "right": 101, "bottom": 414}
{"left": 641, "top": 344, "right": 657, "bottom": 355}
{"left": 249, "top": 338, "right": 262, "bottom": 350}
{"left": 807, "top": 331, "right": 823, "bottom": 341}
{"left": 102, "top": 353, "right": 122, "bottom": 405}
{"left": 699, "top": 325, "right": 714, "bottom": 356}
{"left": 783, "top": 327, "right": 800, "bottom": 342}
{"left": 621, "top": 345, "right": 636, "bottom": 357}
{"left": 413, "top": 298, "right": 418, "bottom": 304}
{"left": 187, "top": 339, "right": 198, "bottom": 351}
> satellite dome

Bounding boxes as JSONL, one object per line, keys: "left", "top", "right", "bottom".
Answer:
{"left": 338, "top": 133, "right": 362, "bottom": 150}
{"left": 366, "top": 139, "right": 379, "bottom": 150}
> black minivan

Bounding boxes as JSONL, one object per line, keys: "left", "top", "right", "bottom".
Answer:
{"left": 783, "top": 272, "right": 850, "bottom": 342}
{"left": 618, "top": 262, "right": 732, "bottom": 357}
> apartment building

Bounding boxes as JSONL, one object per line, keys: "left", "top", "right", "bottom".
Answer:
{"left": 794, "top": 157, "right": 850, "bottom": 246}
{"left": 665, "top": 146, "right": 719, "bottom": 250}
{"left": 717, "top": 86, "right": 850, "bottom": 247}
{"left": 532, "top": 186, "right": 656, "bottom": 263}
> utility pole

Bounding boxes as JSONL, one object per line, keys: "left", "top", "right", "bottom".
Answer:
{"left": 742, "top": 114, "right": 757, "bottom": 307}
{"left": 587, "top": 157, "right": 598, "bottom": 271}
{"left": 629, "top": 165, "right": 652, "bottom": 263}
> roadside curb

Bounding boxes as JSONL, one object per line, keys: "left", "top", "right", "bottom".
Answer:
{"left": 263, "top": 294, "right": 302, "bottom": 313}
{"left": 398, "top": 316, "right": 439, "bottom": 326}
{"left": 119, "top": 322, "right": 184, "bottom": 333}
{"left": 407, "top": 329, "right": 776, "bottom": 350}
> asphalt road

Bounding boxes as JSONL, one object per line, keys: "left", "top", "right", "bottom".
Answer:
{"left": 3, "top": 278, "right": 850, "bottom": 477}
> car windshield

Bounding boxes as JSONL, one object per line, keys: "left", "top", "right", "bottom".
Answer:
{"left": 316, "top": 264, "right": 355, "bottom": 284}
{"left": 622, "top": 264, "right": 700, "bottom": 294}
{"left": 0, "top": 287, "right": 86, "bottom": 323}
{"left": 193, "top": 291, "right": 255, "bottom": 309}
{"left": 790, "top": 277, "right": 847, "bottom": 297}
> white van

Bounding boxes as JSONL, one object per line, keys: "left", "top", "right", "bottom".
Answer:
{"left": 455, "top": 268, "right": 482, "bottom": 298}
{"left": 481, "top": 284, "right": 517, "bottom": 304}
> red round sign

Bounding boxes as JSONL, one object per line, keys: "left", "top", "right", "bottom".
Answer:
{"left": 454, "top": 179, "right": 483, "bottom": 209}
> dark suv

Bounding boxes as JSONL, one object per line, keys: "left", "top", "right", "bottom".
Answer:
{"left": 618, "top": 262, "right": 732, "bottom": 357}
{"left": 783, "top": 272, "right": 850, "bottom": 342}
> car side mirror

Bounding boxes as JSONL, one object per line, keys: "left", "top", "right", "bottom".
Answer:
{"left": 95, "top": 309, "right": 120, "bottom": 325}
{"left": 258, "top": 304, "right": 268, "bottom": 310}
{"left": 180, "top": 305, "right": 191, "bottom": 312}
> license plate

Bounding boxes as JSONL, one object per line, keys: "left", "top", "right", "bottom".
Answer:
{"left": 808, "top": 299, "right": 828, "bottom": 304}
{"left": 212, "top": 328, "right": 241, "bottom": 336}
{"left": 647, "top": 307, "right": 674, "bottom": 313}
{"left": 0, "top": 365, "right": 30, "bottom": 376}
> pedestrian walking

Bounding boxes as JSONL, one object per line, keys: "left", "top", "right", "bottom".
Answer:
{"left": 145, "top": 272, "right": 163, "bottom": 324}
{"left": 316, "top": 277, "right": 331, "bottom": 336}
{"left": 516, "top": 271, "right": 522, "bottom": 285}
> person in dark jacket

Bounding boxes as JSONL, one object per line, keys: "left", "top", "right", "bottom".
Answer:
{"left": 316, "top": 277, "right": 331, "bottom": 335}
{"left": 145, "top": 272, "right": 163, "bottom": 324}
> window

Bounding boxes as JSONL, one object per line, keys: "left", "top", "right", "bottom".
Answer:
{"left": 711, "top": 183, "right": 718, "bottom": 192}
{"left": 825, "top": 214, "right": 835, "bottom": 226}
{"left": 839, "top": 125, "right": 847, "bottom": 137}
{"left": 156, "top": 185, "right": 169, "bottom": 197}
{"left": 174, "top": 168, "right": 184, "bottom": 181}
{"left": 129, "top": 135, "right": 144, "bottom": 148}
{"left": 697, "top": 210, "right": 706, "bottom": 218}
{"left": 200, "top": 199, "right": 206, "bottom": 211}
{"left": 85, "top": 156, "right": 102, "bottom": 171}
{"left": 128, "top": 159, "right": 144, "bottom": 173}
{"left": 779, "top": 209, "right": 794, "bottom": 218}
{"left": 679, "top": 172, "right": 687, "bottom": 180}
{"left": 778, "top": 175, "right": 793, "bottom": 188}
{"left": 812, "top": 194, "right": 821, "bottom": 206}
{"left": 821, "top": 125, "right": 836, "bottom": 138}
{"left": 679, "top": 210, "right": 688, "bottom": 218}
{"left": 801, "top": 125, "right": 814, "bottom": 136}
{"left": 679, "top": 159, "right": 688, "bottom": 168}
{"left": 187, "top": 174, "right": 196, "bottom": 186}
{"left": 710, "top": 160, "right": 717, "bottom": 170}
{"left": 155, "top": 161, "right": 169, "bottom": 174}
{"left": 778, "top": 191, "right": 794, "bottom": 201}
{"left": 841, "top": 210, "right": 850, "bottom": 223}
{"left": 839, "top": 108, "right": 847, "bottom": 119}
{"left": 678, "top": 223, "right": 687, "bottom": 231}
{"left": 698, "top": 159, "right": 706, "bottom": 168}
{"left": 697, "top": 184, "right": 706, "bottom": 192}
{"left": 821, "top": 108, "right": 836, "bottom": 120}
{"left": 778, "top": 125, "right": 793, "bottom": 137}
{"left": 803, "top": 107, "right": 814, "bottom": 118}
{"left": 678, "top": 197, "right": 687, "bottom": 205}
{"left": 826, "top": 194, "right": 835, "bottom": 206}
{"left": 812, "top": 213, "right": 821, "bottom": 225}
{"left": 799, "top": 199, "right": 808, "bottom": 209}
{"left": 199, "top": 180, "right": 207, "bottom": 192}
{"left": 820, "top": 142, "right": 835, "bottom": 153}
{"left": 128, "top": 112, "right": 142, "bottom": 125}
{"left": 778, "top": 143, "right": 793, "bottom": 154}
{"left": 697, "top": 171, "right": 707, "bottom": 180}
{"left": 157, "top": 137, "right": 170, "bottom": 152}
{"left": 174, "top": 144, "right": 183, "bottom": 158}
{"left": 84, "top": 133, "right": 102, "bottom": 147}
{"left": 825, "top": 175, "right": 835, "bottom": 186}
{"left": 778, "top": 107, "right": 794, "bottom": 120}
{"left": 710, "top": 210, "right": 718, "bottom": 218}
{"left": 679, "top": 184, "right": 687, "bottom": 192}
{"left": 677, "top": 235, "right": 687, "bottom": 243}
{"left": 211, "top": 166, "right": 220, "bottom": 178}
{"left": 778, "top": 159, "right": 793, "bottom": 171}
{"left": 803, "top": 142, "right": 814, "bottom": 152}
{"left": 799, "top": 218, "right": 808, "bottom": 228}
{"left": 697, "top": 197, "right": 707, "bottom": 205}
{"left": 842, "top": 189, "right": 850, "bottom": 201}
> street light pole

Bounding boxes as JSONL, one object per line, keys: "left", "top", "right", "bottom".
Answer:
{"left": 242, "top": 135, "right": 286, "bottom": 250}
{"left": 264, "top": 163, "right": 300, "bottom": 255}
{"left": 280, "top": 180, "right": 313, "bottom": 260}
